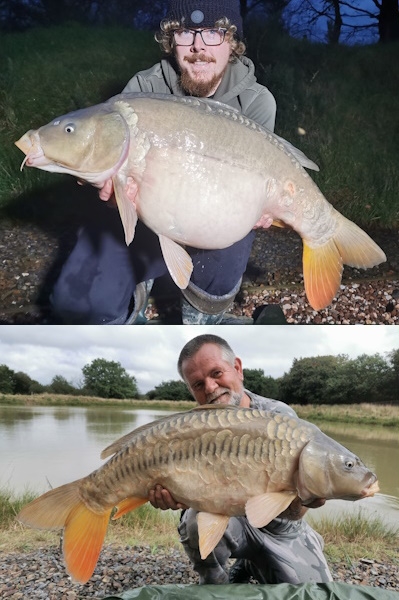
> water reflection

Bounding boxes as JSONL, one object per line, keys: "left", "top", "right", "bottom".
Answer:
{"left": 0, "top": 405, "right": 175, "bottom": 494}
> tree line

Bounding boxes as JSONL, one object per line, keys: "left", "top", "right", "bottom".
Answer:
{"left": 1, "top": 0, "right": 398, "bottom": 43}
{"left": 0, "top": 349, "right": 397, "bottom": 404}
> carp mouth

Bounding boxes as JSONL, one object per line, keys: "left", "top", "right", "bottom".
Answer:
{"left": 361, "top": 477, "right": 380, "bottom": 498}
{"left": 15, "top": 131, "right": 50, "bottom": 171}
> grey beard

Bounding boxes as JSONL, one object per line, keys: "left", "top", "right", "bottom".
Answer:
{"left": 228, "top": 390, "right": 244, "bottom": 407}
{"left": 207, "top": 388, "right": 244, "bottom": 406}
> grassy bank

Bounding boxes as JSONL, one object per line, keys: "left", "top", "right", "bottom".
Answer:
{"left": 291, "top": 403, "right": 399, "bottom": 428}
{"left": 0, "top": 393, "right": 195, "bottom": 411}
{"left": 1, "top": 395, "right": 398, "bottom": 427}
{"left": 1, "top": 489, "right": 398, "bottom": 564}
{"left": 1, "top": 23, "right": 399, "bottom": 227}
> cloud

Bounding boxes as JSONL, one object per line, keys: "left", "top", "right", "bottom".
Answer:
{"left": 0, "top": 325, "right": 397, "bottom": 392}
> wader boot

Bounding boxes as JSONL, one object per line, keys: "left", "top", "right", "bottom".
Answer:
{"left": 125, "top": 279, "right": 154, "bottom": 324}
{"left": 181, "top": 280, "right": 253, "bottom": 325}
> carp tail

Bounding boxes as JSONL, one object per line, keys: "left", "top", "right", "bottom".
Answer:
{"left": 303, "top": 214, "right": 386, "bottom": 310}
{"left": 333, "top": 213, "right": 386, "bottom": 270}
{"left": 17, "top": 481, "right": 112, "bottom": 584}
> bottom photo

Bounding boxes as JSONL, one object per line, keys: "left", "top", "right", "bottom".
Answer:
{"left": 0, "top": 325, "right": 398, "bottom": 600}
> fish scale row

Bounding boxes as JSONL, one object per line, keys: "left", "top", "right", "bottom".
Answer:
{"left": 83, "top": 411, "right": 310, "bottom": 510}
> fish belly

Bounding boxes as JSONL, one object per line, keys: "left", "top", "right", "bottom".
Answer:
{"left": 135, "top": 147, "right": 267, "bottom": 248}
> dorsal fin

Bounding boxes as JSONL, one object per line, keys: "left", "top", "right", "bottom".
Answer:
{"left": 100, "top": 412, "right": 183, "bottom": 459}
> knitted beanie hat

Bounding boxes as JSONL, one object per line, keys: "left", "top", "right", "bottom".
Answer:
{"left": 166, "top": 0, "right": 243, "bottom": 38}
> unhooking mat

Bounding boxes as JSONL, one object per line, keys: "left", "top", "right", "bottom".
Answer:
{"left": 103, "top": 582, "right": 399, "bottom": 600}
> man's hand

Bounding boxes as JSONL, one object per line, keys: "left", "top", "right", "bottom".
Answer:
{"left": 252, "top": 214, "right": 273, "bottom": 230}
{"left": 148, "top": 484, "right": 188, "bottom": 511}
{"left": 77, "top": 178, "right": 116, "bottom": 206}
{"left": 97, "top": 178, "right": 114, "bottom": 201}
{"left": 305, "top": 498, "right": 326, "bottom": 509}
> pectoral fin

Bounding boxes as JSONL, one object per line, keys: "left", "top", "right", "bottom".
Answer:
{"left": 197, "top": 512, "right": 229, "bottom": 559}
{"left": 113, "top": 175, "right": 138, "bottom": 246}
{"left": 112, "top": 497, "right": 148, "bottom": 520}
{"left": 159, "top": 234, "right": 193, "bottom": 289}
{"left": 245, "top": 491, "right": 297, "bottom": 528}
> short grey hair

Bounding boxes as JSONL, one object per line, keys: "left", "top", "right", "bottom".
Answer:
{"left": 177, "top": 334, "right": 236, "bottom": 380}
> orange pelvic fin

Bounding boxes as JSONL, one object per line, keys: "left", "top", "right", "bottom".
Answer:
{"left": 303, "top": 213, "right": 386, "bottom": 310}
{"left": 112, "top": 496, "right": 148, "bottom": 520}
{"left": 17, "top": 480, "right": 112, "bottom": 584}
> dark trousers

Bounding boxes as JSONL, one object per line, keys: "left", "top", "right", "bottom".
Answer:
{"left": 51, "top": 205, "right": 255, "bottom": 324}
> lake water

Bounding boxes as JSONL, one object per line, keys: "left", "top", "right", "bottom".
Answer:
{"left": 1, "top": 404, "right": 398, "bottom": 527}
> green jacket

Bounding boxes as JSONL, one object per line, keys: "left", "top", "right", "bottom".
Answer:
{"left": 123, "top": 56, "right": 276, "bottom": 132}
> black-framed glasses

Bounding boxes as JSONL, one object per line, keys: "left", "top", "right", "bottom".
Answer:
{"left": 172, "top": 28, "right": 227, "bottom": 46}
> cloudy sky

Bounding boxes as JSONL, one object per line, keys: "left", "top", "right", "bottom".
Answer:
{"left": 0, "top": 325, "right": 398, "bottom": 393}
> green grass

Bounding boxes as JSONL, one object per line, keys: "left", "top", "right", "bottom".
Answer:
{"left": 0, "top": 393, "right": 194, "bottom": 411}
{"left": 2, "top": 395, "right": 397, "bottom": 427}
{"left": 1, "top": 23, "right": 398, "bottom": 228}
{"left": 2, "top": 488, "right": 398, "bottom": 563}
{"left": 252, "top": 30, "right": 399, "bottom": 226}
{"left": 307, "top": 511, "right": 399, "bottom": 564}
{"left": 1, "top": 488, "right": 181, "bottom": 553}
{"left": 0, "top": 24, "right": 161, "bottom": 225}
{"left": 292, "top": 402, "right": 399, "bottom": 428}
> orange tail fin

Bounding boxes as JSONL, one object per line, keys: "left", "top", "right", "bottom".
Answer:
{"left": 303, "top": 239, "right": 343, "bottom": 310}
{"left": 17, "top": 480, "right": 112, "bottom": 584}
{"left": 303, "top": 213, "right": 386, "bottom": 310}
{"left": 63, "top": 501, "right": 112, "bottom": 583}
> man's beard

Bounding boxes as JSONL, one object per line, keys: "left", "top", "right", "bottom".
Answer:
{"left": 207, "top": 388, "right": 243, "bottom": 407}
{"left": 179, "top": 54, "right": 225, "bottom": 97}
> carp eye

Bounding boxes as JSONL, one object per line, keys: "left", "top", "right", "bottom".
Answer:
{"left": 64, "top": 123, "right": 75, "bottom": 133}
{"left": 345, "top": 459, "right": 355, "bottom": 469}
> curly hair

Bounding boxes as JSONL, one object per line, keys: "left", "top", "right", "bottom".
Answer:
{"left": 155, "top": 17, "right": 246, "bottom": 62}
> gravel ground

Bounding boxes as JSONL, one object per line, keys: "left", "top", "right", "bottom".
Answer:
{"left": 1, "top": 544, "right": 399, "bottom": 599}
{"left": 0, "top": 219, "right": 398, "bottom": 324}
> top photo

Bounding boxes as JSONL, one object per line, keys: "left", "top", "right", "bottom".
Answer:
{"left": 1, "top": 0, "right": 398, "bottom": 324}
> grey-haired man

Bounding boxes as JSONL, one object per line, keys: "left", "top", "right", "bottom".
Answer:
{"left": 149, "top": 334, "right": 333, "bottom": 585}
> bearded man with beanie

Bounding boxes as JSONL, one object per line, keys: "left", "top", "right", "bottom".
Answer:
{"left": 51, "top": 1, "right": 277, "bottom": 324}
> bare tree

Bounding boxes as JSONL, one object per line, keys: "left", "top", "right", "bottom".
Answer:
{"left": 376, "top": 0, "right": 399, "bottom": 41}
{"left": 327, "top": 0, "right": 343, "bottom": 43}
{"left": 284, "top": 0, "right": 399, "bottom": 44}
